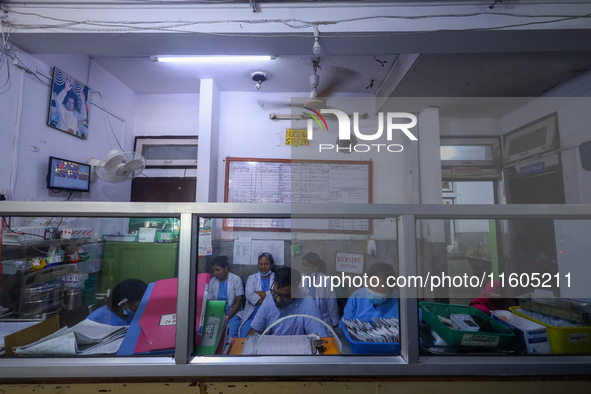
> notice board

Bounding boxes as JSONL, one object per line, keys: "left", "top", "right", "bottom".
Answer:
{"left": 224, "top": 157, "right": 372, "bottom": 234}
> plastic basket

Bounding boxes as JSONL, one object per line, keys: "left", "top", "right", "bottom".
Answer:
{"left": 510, "top": 307, "right": 591, "bottom": 354}
{"left": 419, "top": 302, "right": 515, "bottom": 349}
{"left": 339, "top": 320, "right": 400, "bottom": 354}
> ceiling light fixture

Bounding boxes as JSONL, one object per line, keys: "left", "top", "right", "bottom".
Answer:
{"left": 312, "top": 27, "right": 321, "bottom": 55}
{"left": 150, "top": 55, "right": 275, "bottom": 63}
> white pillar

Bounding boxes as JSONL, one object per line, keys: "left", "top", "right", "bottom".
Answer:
{"left": 196, "top": 79, "right": 220, "bottom": 202}
{"left": 418, "top": 106, "right": 442, "bottom": 206}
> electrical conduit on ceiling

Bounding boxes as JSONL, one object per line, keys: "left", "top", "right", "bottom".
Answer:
{"left": 10, "top": 67, "right": 26, "bottom": 202}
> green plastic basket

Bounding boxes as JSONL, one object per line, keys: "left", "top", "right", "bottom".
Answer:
{"left": 420, "top": 302, "right": 515, "bottom": 349}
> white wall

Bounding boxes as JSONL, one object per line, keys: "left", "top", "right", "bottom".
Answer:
{"left": 0, "top": 49, "right": 137, "bottom": 202}
{"left": 134, "top": 93, "right": 199, "bottom": 178}
{"left": 214, "top": 92, "right": 416, "bottom": 240}
{"left": 440, "top": 117, "right": 501, "bottom": 136}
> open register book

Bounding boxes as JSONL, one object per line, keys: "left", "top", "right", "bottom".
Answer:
{"left": 14, "top": 320, "right": 127, "bottom": 356}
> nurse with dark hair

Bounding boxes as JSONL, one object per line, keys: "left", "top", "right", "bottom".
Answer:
{"left": 207, "top": 256, "right": 244, "bottom": 337}
{"left": 86, "top": 279, "right": 148, "bottom": 326}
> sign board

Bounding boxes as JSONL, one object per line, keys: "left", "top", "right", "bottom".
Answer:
{"left": 335, "top": 252, "right": 365, "bottom": 274}
{"left": 520, "top": 162, "right": 545, "bottom": 175}
{"left": 286, "top": 129, "right": 309, "bottom": 146}
{"left": 451, "top": 167, "right": 480, "bottom": 176}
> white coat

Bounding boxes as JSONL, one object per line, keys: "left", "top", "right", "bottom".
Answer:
{"left": 208, "top": 272, "right": 244, "bottom": 312}
{"left": 301, "top": 272, "right": 340, "bottom": 327}
{"left": 239, "top": 272, "right": 275, "bottom": 333}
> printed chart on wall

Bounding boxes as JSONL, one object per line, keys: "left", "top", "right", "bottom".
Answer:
{"left": 224, "top": 157, "right": 372, "bottom": 234}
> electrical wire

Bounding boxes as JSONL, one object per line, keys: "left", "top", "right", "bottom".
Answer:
{"left": 2, "top": 8, "right": 591, "bottom": 36}
{"left": 92, "top": 91, "right": 125, "bottom": 152}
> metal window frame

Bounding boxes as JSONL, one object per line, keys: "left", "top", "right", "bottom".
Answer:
{"left": 134, "top": 136, "right": 198, "bottom": 168}
{"left": 1, "top": 201, "right": 591, "bottom": 378}
{"left": 440, "top": 136, "right": 502, "bottom": 168}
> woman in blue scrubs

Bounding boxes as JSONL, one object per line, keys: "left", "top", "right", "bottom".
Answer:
{"left": 207, "top": 256, "right": 244, "bottom": 337}
{"left": 86, "top": 279, "right": 148, "bottom": 326}
{"left": 343, "top": 262, "right": 399, "bottom": 321}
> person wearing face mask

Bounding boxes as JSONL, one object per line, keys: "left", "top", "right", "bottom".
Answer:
{"left": 237, "top": 252, "right": 275, "bottom": 337}
{"left": 300, "top": 252, "right": 340, "bottom": 327}
{"left": 248, "top": 266, "right": 328, "bottom": 337}
{"left": 86, "top": 279, "right": 147, "bottom": 326}
{"left": 207, "top": 256, "right": 244, "bottom": 338}
{"left": 343, "top": 262, "right": 400, "bottom": 321}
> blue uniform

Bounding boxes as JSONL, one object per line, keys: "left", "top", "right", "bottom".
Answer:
{"left": 343, "top": 288, "right": 399, "bottom": 321}
{"left": 86, "top": 305, "right": 130, "bottom": 326}
{"left": 251, "top": 294, "right": 329, "bottom": 336}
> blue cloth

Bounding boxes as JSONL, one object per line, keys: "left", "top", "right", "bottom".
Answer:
{"left": 250, "top": 295, "right": 328, "bottom": 336}
{"left": 218, "top": 279, "right": 230, "bottom": 315}
{"left": 228, "top": 315, "right": 240, "bottom": 338}
{"left": 343, "top": 288, "right": 399, "bottom": 321}
{"left": 86, "top": 304, "right": 130, "bottom": 326}
{"left": 118, "top": 283, "right": 155, "bottom": 356}
{"left": 239, "top": 304, "right": 261, "bottom": 337}
{"left": 260, "top": 275, "right": 271, "bottom": 292}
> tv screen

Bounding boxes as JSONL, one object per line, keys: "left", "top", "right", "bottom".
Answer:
{"left": 47, "top": 156, "right": 91, "bottom": 192}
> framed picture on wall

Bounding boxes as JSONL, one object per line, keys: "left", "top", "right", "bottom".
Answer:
{"left": 47, "top": 67, "right": 91, "bottom": 139}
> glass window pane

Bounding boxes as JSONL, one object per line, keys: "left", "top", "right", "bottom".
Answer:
{"left": 417, "top": 218, "right": 591, "bottom": 356}
{"left": 194, "top": 217, "right": 401, "bottom": 356}
{"left": 1, "top": 216, "right": 179, "bottom": 358}
{"left": 440, "top": 145, "right": 493, "bottom": 161}
{"left": 142, "top": 145, "right": 198, "bottom": 160}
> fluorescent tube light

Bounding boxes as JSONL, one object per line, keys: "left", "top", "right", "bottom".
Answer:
{"left": 152, "top": 56, "right": 275, "bottom": 63}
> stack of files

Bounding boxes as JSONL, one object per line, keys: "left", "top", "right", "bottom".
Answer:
{"left": 14, "top": 320, "right": 127, "bottom": 356}
{"left": 194, "top": 301, "right": 226, "bottom": 355}
{"left": 242, "top": 334, "right": 313, "bottom": 355}
{"left": 118, "top": 279, "right": 178, "bottom": 356}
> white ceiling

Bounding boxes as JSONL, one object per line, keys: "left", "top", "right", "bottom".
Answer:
{"left": 92, "top": 55, "right": 398, "bottom": 94}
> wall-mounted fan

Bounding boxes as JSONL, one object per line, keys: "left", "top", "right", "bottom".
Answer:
{"left": 89, "top": 150, "right": 146, "bottom": 182}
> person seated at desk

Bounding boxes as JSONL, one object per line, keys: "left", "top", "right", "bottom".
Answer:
{"left": 207, "top": 256, "right": 244, "bottom": 338}
{"left": 86, "top": 279, "right": 147, "bottom": 326}
{"left": 238, "top": 252, "right": 275, "bottom": 338}
{"left": 301, "top": 252, "right": 340, "bottom": 327}
{"left": 343, "top": 262, "right": 399, "bottom": 321}
{"left": 248, "top": 266, "right": 329, "bottom": 337}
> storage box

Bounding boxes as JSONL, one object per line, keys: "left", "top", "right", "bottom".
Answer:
{"left": 339, "top": 320, "right": 400, "bottom": 354}
{"left": 420, "top": 302, "right": 515, "bottom": 349}
{"left": 510, "top": 307, "right": 591, "bottom": 355}
{"left": 492, "top": 310, "right": 552, "bottom": 354}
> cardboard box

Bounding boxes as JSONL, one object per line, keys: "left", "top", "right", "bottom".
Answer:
{"left": 492, "top": 310, "right": 552, "bottom": 354}
{"left": 4, "top": 316, "right": 60, "bottom": 357}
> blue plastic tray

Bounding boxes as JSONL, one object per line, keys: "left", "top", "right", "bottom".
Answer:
{"left": 339, "top": 320, "right": 400, "bottom": 354}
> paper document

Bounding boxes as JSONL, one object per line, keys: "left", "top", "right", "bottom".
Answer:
{"left": 13, "top": 321, "right": 128, "bottom": 356}
{"left": 243, "top": 334, "right": 312, "bottom": 355}
{"left": 233, "top": 237, "right": 252, "bottom": 265}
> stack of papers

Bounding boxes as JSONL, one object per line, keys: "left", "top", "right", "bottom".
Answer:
{"left": 14, "top": 320, "right": 127, "bottom": 356}
{"left": 242, "top": 334, "right": 313, "bottom": 355}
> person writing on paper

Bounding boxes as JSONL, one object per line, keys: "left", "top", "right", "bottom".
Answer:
{"left": 301, "top": 252, "right": 340, "bottom": 327}
{"left": 248, "top": 267, "right": 328, "bottom": 337}
{"left": 86, "top": 279, "right": 148, "bottom": 326}
{"left": 238, "top": 252, "right": 275, "bottom": 337}
{"left": 343, "top": 262, "right": 400, "bottom": 321}
{"left": 207, "top": 256, "right": 244, "bottom": 338}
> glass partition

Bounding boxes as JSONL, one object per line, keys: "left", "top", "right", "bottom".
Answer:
{"left": 416, "top": 218, "right": 591, "bottom": 356}
{"left": 194, "top": 216, "right": 401, "bottom": 356}
{"left": 0, "top": 215, "right": 180, "bottom": 358}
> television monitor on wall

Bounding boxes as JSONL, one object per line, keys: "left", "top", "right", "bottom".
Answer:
{"left": 47, "top": 156, "right": 91, "bottom": 193}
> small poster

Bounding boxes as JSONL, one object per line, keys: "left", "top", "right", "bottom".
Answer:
{"left": 48, "top": 67, "right": 91, "bottom": 139}
{"left": 233, "top": 237, "right": 252, "bottom": 265}
{"left": 286, "top": 129, "right": 309, "bottom": 146}
{"left": 198, "top": 218, "right": 213, "bottom": 257}
{"left": 335, "top": 252, "right": 364, "bottom": 274}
